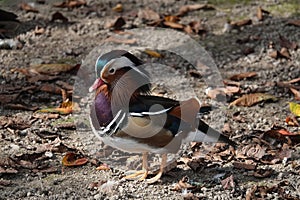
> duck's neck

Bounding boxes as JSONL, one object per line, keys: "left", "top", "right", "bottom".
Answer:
{"left": 90, "top": 92, "right": 113, "bottom": 129}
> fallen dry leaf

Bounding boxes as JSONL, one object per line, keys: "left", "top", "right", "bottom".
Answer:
{"left": 287, "top": 19, "right": 300, "bottom": 27}
{"left": 163, "top": 21, "right": 184, "bottom": 29}
{"left": 62, "top": 152, "right": 88, "bottom": 167}
{"left": 288, "top": 77, "right": 300, "bottom": 84}
{"left": 229, "top": 93, "right": 277, "bottom": 107}
{"left": 253, "top": 169, "right": 273, "bottom": 178}
{"left": 138, "top": 8, "right": 160, "bottom": 22}
{"left": 279, "top": 35, "right": 298, "bottom": 50}
{"left": 279, "top": 47, "right": 291, "bottom": 59}
{"left": 289, "top": 102, "right": 300, "bottom": 117}
{"left": 30, "top": 63, "right": 78, "bottom": 75}
{"left": 231, "top": 19, "right": 252, "bottom": 27}
{"left": 144, "top": 49, "right": 162, "bottom": 58}
{"left": 164, "top": 15, "right": 180, "bottom": 23}
{"left": 177, "top": 4, "right": 215, "bottom": 16}
{"left": 221, "top": 175, "right": 235, "bottom": 190}
{"left": 38, "top": 99, "right": 79, "bottom": 115}
{"left": 286, "top": 115, "right": 300, "bottom": 126}
{"left": 53, "top": 0, "right": 86, "bottom": 8}
{"left": 229, "top": 72, "right": 257, "bottom": 81}
{"left": 34, "top": 26, "right": 45, "bottom": 35}
{"left": 40, "top": 83, "right": 62, "bottom": 94}
{"left": 20, "top": 2, "right": 39, "bottom": 13}
{"left": 96, "top": 163, "right": 110, "bottom": 171}
{"left": 290, "top": 88, "right": 300, "bottom": 100}
{"left": 105, "top": 17, "right": 126, "bottom": 30}
{"left": 171, "top": 176, "right": 196, "bottom": 191}
{"left": 233, "top": 161, "right": 256, "bottom": 170}
{"left": 4, "top": 103, "right": 38, "bottom": 111}
{"left": 257, "top": 7, "right": 263, "bottom": 21}
{"left": 51, "top": 11, "right": 69, "bottom": 22}
{"left": 112, "top": 3, "right": 123, "bottom": 12}
{"left": 187, "top": 21, "right": 206, "bottom": 34}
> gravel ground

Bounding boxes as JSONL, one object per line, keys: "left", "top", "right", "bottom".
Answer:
{"left": 1, "top": 0, "right": 300, "bottom": 199}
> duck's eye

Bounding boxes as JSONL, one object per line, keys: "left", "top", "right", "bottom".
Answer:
{"left": 108, "top": 68, "right": 115, "bottom": 74}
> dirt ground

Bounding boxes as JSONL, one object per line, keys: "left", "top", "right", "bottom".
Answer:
{"left": 1, "top": 0, "right": 300, "bottom": 199}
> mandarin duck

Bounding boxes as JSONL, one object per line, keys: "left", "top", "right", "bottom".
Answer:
{"left": 89, "top": 50, "right": 236, "bottom": 184}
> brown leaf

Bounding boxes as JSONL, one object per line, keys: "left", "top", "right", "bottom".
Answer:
{"left": 178, "top": 4, "right": 215, "bottom": 16}
{"left": 253, "top": 169, "right": 273, "bottom": 178}
{"left": 40, "top": 83, "right": 62, "bottom": 94}
{"left": 290, "top": 88, "right": 300, "bottom": 100}
{"left": 229, "top": 93, "right": 277, "bottom": 107}
{"left": 51, "top": 11, "right": 69, "bottom": 22}
{"left": 287, "top": 19, "right": 300, "bottom": 27}
{"left": 32, "top": 113, "right": 59, "bottom": 120}
{"left": 53, "top": 0, "right": 86, "bottom": 8}
{"left": 188, "top": 21, "right": 206, "bottom": 34}
{"left": 230, "top": 72, "right": 257, "bottom": 81}
{"left": 96, "top": 163, "right": 110, "bottom": 171}
{"left": 288, "top": 77, "right": 300, "bottom": 84}
{"left": 257, "top": 7, "right": 263, "bottom": 21}
{"left": 30, "top": 63, "right": 78, "bottom": 75}
{"left": 279, "top": 47, "right": 291, "bottom": 59}
{"left": 138, "top": 8, "right": 160, "bottom": 21}
{"left": 112, "top": 3, "right": 123, "bottom": 12}
{"left": 172, "top": 176, "right": 196, "bottom": 191}
{"left": 62, "top": 152, "right": 88, "bottom": 167}
{"left": 0, "top": 93, "right": 19, "bottom": 104}
{"left": 163, "top": 21, "right": 184, "bottom": 29}
{"left": 105, "top": 17, "right": 126, "bottom": 30}
{"left": 221, "top": 175, "right": 235, "bottom": 189}
{"left": 222, "top": 123, "right": 231, "bottom": 134}
{"left": 34, "top": 26, "right": 45, "bottom": 35}
{"left": 4, "top": 103, "right": 38, "bottom": 111}
{"left": 20, "top": 2, "right": 39, "bottom": 13}
{"left": 164, "top": 15, "right": 180, "bottom": 23}
{"left": 144, "top": 49, "right": 162, "bottom": 58}
{"left": 231, "top": 19, "right": 252, "bottom": 27}
{"left": 285, "top": 116, "right": 300, "bottom": 126}
{"left": 279, "top": 35, "right": 298, "bottom": 50}
{"left": 233, "top": 161, "right": 256, "bottom": 170}
{"left": 268, "top": 50, "right": 278, "bottom": 59}
{"left": 105, "top": 36, "right": 137, "bottom": 44}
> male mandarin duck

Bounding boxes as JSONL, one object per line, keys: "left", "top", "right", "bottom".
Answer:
{"left": 89, "top": 50, "right": 236, "bottom": 184}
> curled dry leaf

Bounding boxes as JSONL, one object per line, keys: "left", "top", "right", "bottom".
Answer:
{"left": 285, "top": 116, "right": 300, "bottom": 126}
{"left": 51, "top": 11, "right": 69, "bottom": 22}
{"left": 20, "top": 2, "right": 39, "bottom": 13}
{"left": 144, "top": 49, "right": 162, "bottom": 58}
{"left": 138, "top": 8, "right": 160, "bottom": 22}
{"left": 172, "top": 176, "right": 196, "bottom": 191}
{"left": 229, "top": 72, "right": 257, "bottom": 81}
{"left": 53, "top": 0, "right": 86, "bottom": 8}
{"left": 163, "top": 21, "right": 184, "bottom": 29}
{"left": 112, "top": 3, "right": 123, "bottom": 12}
{"left": 279, "top": 35, "right": 298, "bottom": 50}
{"left": 279, "top": 47, "right": 291, "bottom": 59}
{"left": 289, "top": 102, "right": 300, "bottom": 117}
{"left": 231, "top": 19, "right": 252, "bottom": 27}
{"left": 253, "top": 169, "right": 273, "bottom": 178}
{"left": 221, "top": 175, "right": 235, "bottom": 190}
{"left": 164, "top": 15, "right": 180, "bottom": 23}
{"left": 30, "top": 63, "right": 78, "bottom": 75}
{"left": 62, "top": 152, "right": 88, "bottom": 167}
{"left": 233, "top": 161, "right": 256, "bottom": 170}
{"left": 38, "top": 99, "right": 79, "bottom": 115}
{"left": 290, "top": 88, "right": 300, "bottom": 100}
{"left": 229, "top": 93, "right": 277, "bottom": 107}
{"left": 96, "top": 163, "right": 110, "bottom": 171}
{"left": 177, "top": 4, "right": 215, "bottom": 16}
{"left": 287, "top": 19, "right": 300, "bottom": 27}
{"left": 105, "top": 17, "right": 126, "bottom": 30}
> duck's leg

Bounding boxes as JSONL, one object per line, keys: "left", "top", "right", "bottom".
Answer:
{"left": 145, "top": 153, "right": 167, "bottom": 184}
{"left": 123, "top": 152, "right": 149, "bottom": 180}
